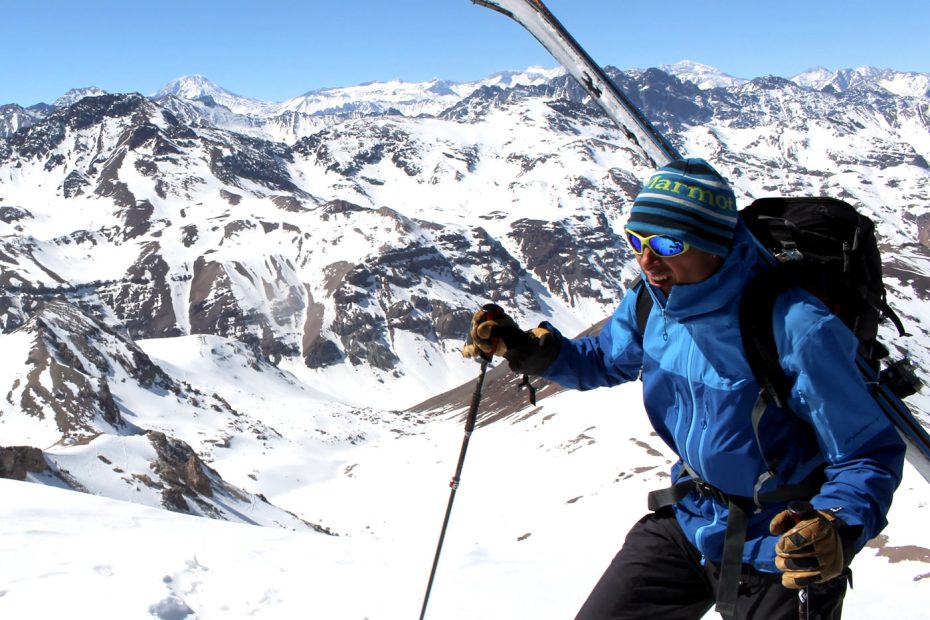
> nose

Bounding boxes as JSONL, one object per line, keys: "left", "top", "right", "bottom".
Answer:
{"left": 638, "top": 246, "right": 661, "bottom": 267}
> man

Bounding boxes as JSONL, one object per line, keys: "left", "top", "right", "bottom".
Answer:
{"left": 467, "top": 158, "right": 905, "bottom": 619}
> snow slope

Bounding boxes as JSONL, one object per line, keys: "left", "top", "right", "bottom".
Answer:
{"left": 2, "top": 375, "right": 928, "bottom": 619}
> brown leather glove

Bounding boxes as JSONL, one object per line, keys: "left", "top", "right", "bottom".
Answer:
{"left": 770, "top": 506, "right": 854, "bottom": 589}
{"left": 463, "top": 304, "right": 560, "bottom": 375}
{"left": 463, "top": 304, "right": 522, "bottom": 359}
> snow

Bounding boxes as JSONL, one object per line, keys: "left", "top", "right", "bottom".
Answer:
{"left": 53, "top": 87, "right": 108, "bottom": 108}
{"left": 0, "top": 330, "right": 62, "bottom": 448}
{"left": 153, "top": 76, "right": 278, "bottom": 117}
{"left": 790, "top": 66, "right": 930, "bottom": 99}
{"left": 2, "top": 374, "right": 928, "bottom": 619}
{"left": 3, "top": 335, "right": 929, "bottom": 618}
{"left": 147, "top": 67, "right": 568, "bottom": 123}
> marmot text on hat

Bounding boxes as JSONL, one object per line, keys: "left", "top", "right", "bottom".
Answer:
{"left": 627, "top": 158, "right": 738, "bottom": 257}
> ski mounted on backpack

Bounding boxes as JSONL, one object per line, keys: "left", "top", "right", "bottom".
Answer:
{"left": 470, "top": 0, "right": 930, "bottom": 482}
{"left": 470, "top": 0, "right": 679, "bottom": 167}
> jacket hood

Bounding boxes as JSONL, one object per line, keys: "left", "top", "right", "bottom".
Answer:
{"left": 661, "top": 218, "right": 763, "bottom": 320}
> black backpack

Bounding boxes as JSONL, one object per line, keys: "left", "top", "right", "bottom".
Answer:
{"left": 635, "top": 196, "right": 919, "bottom": 407}
{"left": 738, "top": 197, "right": 915, "bottom": 406}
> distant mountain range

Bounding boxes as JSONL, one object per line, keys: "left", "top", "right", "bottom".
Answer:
{"left": 659, "top": 61, "right": 930, "bottom": 97}
{"left": 3, "top": 62, "right": 928, "bottom": 139}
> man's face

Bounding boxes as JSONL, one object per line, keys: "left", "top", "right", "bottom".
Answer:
{"left": 636, "top": 245, "right": 723, "bottom": 295}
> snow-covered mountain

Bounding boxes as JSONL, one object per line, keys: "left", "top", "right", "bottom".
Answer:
{"left": 153, "top": 75, "right": 277, "bottom": 117}
{"left": 791, "top": 65, "right": 930, "bottom": 98}
{"left": 53, "top": 86, "right": 109, "bottom": 108}
{"left": 653, "top": 61, "right": 930, "bottom": 97}
{"left": 1, "top": 62, "right": 929, "bottom": 618}
{"left": 659, "top": 60, "right": 747, "bottom": 89}
{"left": 0, "top": 103, "right": 50, "bottom": 138}
{"left": 276, "top": 66, "right": 564, "bottom": 119}
{"left": 2, "top": 59, "right": 928, "bottom": 453}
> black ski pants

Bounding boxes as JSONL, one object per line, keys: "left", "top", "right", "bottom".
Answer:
{"left": 575, "top": 508, "right": 847, "bottom": 620}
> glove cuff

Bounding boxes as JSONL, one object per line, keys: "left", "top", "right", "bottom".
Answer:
{"left": 503, "top": 326, "right": 562, "bottom": 376}
{"left": 829, "top": 513, "right": 863, "bottom": 569}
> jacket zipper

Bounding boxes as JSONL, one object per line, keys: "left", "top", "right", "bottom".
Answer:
{"left": 687, "top": 337, "right": 715, "bottom": 556}
{"left": 683, "top": 339, "right": 699, "bottom": 472}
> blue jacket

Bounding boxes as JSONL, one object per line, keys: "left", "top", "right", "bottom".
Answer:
{"left": 542, "top": 220, "right": 905, "bottom": 572}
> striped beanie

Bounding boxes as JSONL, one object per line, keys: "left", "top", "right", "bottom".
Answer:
{"left": 627, "top": 158, "right": 738, "bottom": 257}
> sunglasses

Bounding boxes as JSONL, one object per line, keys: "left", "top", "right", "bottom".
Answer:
{"left": 624, "top": 228, "right": 690, "bottom": 258}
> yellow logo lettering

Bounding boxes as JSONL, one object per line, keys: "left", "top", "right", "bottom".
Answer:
{"left": 688, "top": 186, "right": 711, "bottom": 204}
{"left": 646, "top": 174, "right": 734, "bottom": 212}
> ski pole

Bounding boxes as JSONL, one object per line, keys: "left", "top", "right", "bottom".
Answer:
{"left": 419, "top": 357, "right": 490, "bottom": 620}
{"left": 787, "top": 500, "right": 817, "bottom": 620}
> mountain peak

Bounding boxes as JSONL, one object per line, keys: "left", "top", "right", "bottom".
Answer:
{"left": 658, "top": 60, "right": 746, "bottom": 89}
{"left": 153, "top": 75, "right": 229, "bottom": 100}
{"left": 153, "top": 75, "right": 274, "bottom": 115}
{"left": 53, "top": 87, "right": 108, "bottom": 108}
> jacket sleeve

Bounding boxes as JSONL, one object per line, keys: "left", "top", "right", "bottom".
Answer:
{"left": 541, "top": 288, "right": 645, "bottom": 390}
{"left": 779, "top": 294, "right": 906, "bottom": 552}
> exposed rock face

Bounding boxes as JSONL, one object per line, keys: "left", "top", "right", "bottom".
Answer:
{"left": 18, "top": 303, "right": 129, "bottom": 438}
{"left": 189, "top": 258, "right": 246, "bottom": 341}
{"left": 509, "top": 214, "right": 630, "bottom": 307}
{"left": 187, "top": 255, "right": 304, "bottom": 362}
{"left": 0, "top": 299, "right": 332, "bottom": 530}
{"left": 147, "top": 431, "right": 218, "bottom": 510}
{"left": 139, "top": 431, "right": 334, "bottom": 534}
{"left": 916, "top": 213, "right": 930, "bottom": 248}
{"left": 0, "top": 446, "right": 48, "bottom": 480}
{"left": 6, "top": 300, "right": 247, "bottom": 442}
{"left": 99, "top": 242, "right": 182, "bottom": 338}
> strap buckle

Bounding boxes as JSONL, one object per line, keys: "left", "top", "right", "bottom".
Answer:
{"left": 694, "top": 479, "right": 730, "bottom": 506}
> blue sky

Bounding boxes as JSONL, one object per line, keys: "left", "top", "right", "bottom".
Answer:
{"left": 3, "top": 0, "right": 928, "bottom": 107}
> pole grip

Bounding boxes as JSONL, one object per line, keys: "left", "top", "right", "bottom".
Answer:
{"left": 787, "top": 500, "right": 816, "bottom": 521}
{"left": 786, "top": 500, "right": 815, "bottom": 620}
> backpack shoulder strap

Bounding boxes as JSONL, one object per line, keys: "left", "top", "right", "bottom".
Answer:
{"left": 633, "top": 275, "right": 653, "bottom": 336}
{"left": 739, "top": 262, "right": 799, "bottom": 409}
